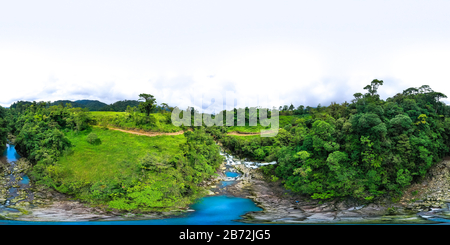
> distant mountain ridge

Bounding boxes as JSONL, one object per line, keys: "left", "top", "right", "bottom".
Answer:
{"left": 72, "top": 100, "right": 108, "bottom": 111}
{"left": 100, "top": 100, "right": 141, "bottom": 112}
{"left": 51, "top": 100, "right": 108, "bottom": 111}
{"left": 9, "top": 99, "right": 142, "bottom": 112}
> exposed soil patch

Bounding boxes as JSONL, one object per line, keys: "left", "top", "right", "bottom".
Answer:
{"left": 97, "top": 126, "right": 188, "bottom": 137}
{"left": 226, "top": 131, "right": 259, "bottom": 136}
{"left": 102, "top": 126, "right": 263, "bottom": 137}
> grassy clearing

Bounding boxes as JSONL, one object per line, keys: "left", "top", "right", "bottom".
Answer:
{"left": 227, "top": 125, "right": 267, "bottom": 133}
{"left": 57, "top": 127, "right": 186, "bottom": 183}
{"left": 90, "top": 111, "right": 125, "bottom": 117}
{"left": 90, "top": 111, "right": 182, "bottom": 133}
{"left": 226, "top": 115, "right": 303, "bottom": 133}
{"left": 43, "top": 127, "right": 223, "bottom": 212}
{"left": 89, "top": 111, "right": 125, "bottom": 124}
{"left": 91, "top": 112, "right": 305, "bottom": 134}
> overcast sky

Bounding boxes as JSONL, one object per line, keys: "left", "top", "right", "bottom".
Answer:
{"left": 1, "top": 1, "right": 450, "bottom": 112}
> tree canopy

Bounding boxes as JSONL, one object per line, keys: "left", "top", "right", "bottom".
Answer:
{"left": 138, "top": 94, "right": 157, "bottom": 116}
{"left": 218, "top": 80, "right": 450, "bottom": 202}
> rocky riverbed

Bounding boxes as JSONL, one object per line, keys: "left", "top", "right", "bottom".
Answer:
{"left": 400, "top": 157, "right": 450, "bottom": 211}
{"left": 0, "top": 163, "right": 216, "bottom": 222}
{"left": 0, "top": 145, "right": 183, "bottom": 222}
{"left": 219, "top": 161, "right": 395, "bottom": 223}
{"left": 1, "top": 173, "right": 210, "bottom": 222}
{"left": 0, "top": 145, "right": 251, "bottom": 222}
{"left": 0, "top": 155, "right": 115, "bottom": 221}
{"left": 214, "top": 149, "right": 450, "bottom": 223}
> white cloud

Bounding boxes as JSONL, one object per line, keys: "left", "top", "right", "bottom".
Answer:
{"left": 390, "top": 44, "right": 450, "bottom": 95}
{"left": 2, "top": 1, "right": 450, "bottom": 108}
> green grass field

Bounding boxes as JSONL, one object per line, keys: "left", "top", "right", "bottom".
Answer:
{"left": 226, "top": 115, "right": 304, "bottom": 133}
{"left": 56, "top": 127, "right": 186, "bottom": 183}
{"left": 90, "top": 111, "right": 125, "bottom": 117}
{"left": 90, "top": 111, "right": 182, "bottom": 133}
{"left": 49, "top": 127, "right": 221, "bottom": 211}
{"left": 90, "top": 112, "right": 306, "bottom": 135}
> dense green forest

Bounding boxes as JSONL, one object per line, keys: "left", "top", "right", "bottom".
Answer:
{"left": 51, "top": 100, "right": 87, "bottom": 108}
{"left": 2, "top": 100, "right": 223, "bottom": 211}
{"left": 67, "top": 100, "right": 108, "bottom": 111}
{"left": 216, "top": 81, "right": 450, "bottom": 201}
{"left": 9, "top": 101, "right": 33, "bottom": 111}
{"left": 98, "top": 100, "right": 140, "bottom": 112}
{"left": 0, "top": 106, "right": 9, "bottom": 152}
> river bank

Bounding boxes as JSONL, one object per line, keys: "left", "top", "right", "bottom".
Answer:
{"left": 0, "top": 165, "right": 229, "bottom": 222}
{"left": 1, "top": 140, "right": 258, "bottom": 222}
{"left": 221, "top": 154, "right": 450, "bottom": 223}
{"left": 3, "top": 136, "right": 450, "bottom": 223}
{"left": 0, "top": 142, "right": 203, "bottom": 222}
{"left": 217, "top": 159, "right": 389, "bottom": 223}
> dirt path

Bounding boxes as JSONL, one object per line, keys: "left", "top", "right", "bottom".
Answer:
{"left": 96, "top": 126, "right": 263, "bottom": 137}
{"left": 226, "top": 131, "right": 259, "bottom": 136}
{"left": 94, "top": 126, "right": 188, "bottom": 137}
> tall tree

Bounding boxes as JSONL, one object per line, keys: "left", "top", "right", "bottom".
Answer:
{"left": 402, "top": 87, "right": 419, "bottom": 96}
{"left": 296, "top": 105, "right": 305, "bottom": 115}
{"left": 289, "top": 104, "right": 294, "bottom": 111}
{"left": 429, "top": 92, "right": 448, "bottom": 114}
{"left": 138, "top": 94, "right": 157, "bottom": 116}
{"left": 363, "top": 79, "right": 384, "bottom": 97}
{"left": 418, "top": 85, "right": 433, "bottom": 94}
{"left": 353, "top": 93, "right": 363, "bottom": 102}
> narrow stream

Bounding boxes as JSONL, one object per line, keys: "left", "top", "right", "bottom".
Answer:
{"left": 0, "top": 144, "right": 32, "bottom": 213}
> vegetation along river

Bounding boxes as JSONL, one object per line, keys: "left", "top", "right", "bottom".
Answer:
{"left": 3, "top": 142, "right": 450, "bottom": 224}
{"left": 0, "top": 143, "right": 262, "bottom": 225}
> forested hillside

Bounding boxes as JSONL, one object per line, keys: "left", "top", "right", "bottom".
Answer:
{"left": 3, "top": 80, "right": 450, "bottom": 209}
{"left": 0, "top": 106, "right": 9, "bottom": 152}
{"left": 50, "top": 100, "right": 108, "bottom": 111}
{"left": 8, "top": 99, "right": 174, "bottom": 113}
{"left": 10, "top": 100, "right": 107, "bottom": 111}
{"left": 4, "top": 101, "right": 223, "bottom": 211}
{"left": 216, "top": 81, "right": 450, "bottom": 201}
{"left": 9, "top": 101, "right": 32, "bottom": 111}
{"left": 99, "top": 100, "right": 140, "bottom": 112}
{"left": 73, "top": 100, "right": 108, "bottom": 111}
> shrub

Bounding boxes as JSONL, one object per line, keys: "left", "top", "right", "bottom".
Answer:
{"left": 271, "top": 175, "right": 279, "bottom": 182}
{"left": 86, "top": 133, "right": 99, "bottom": 144}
